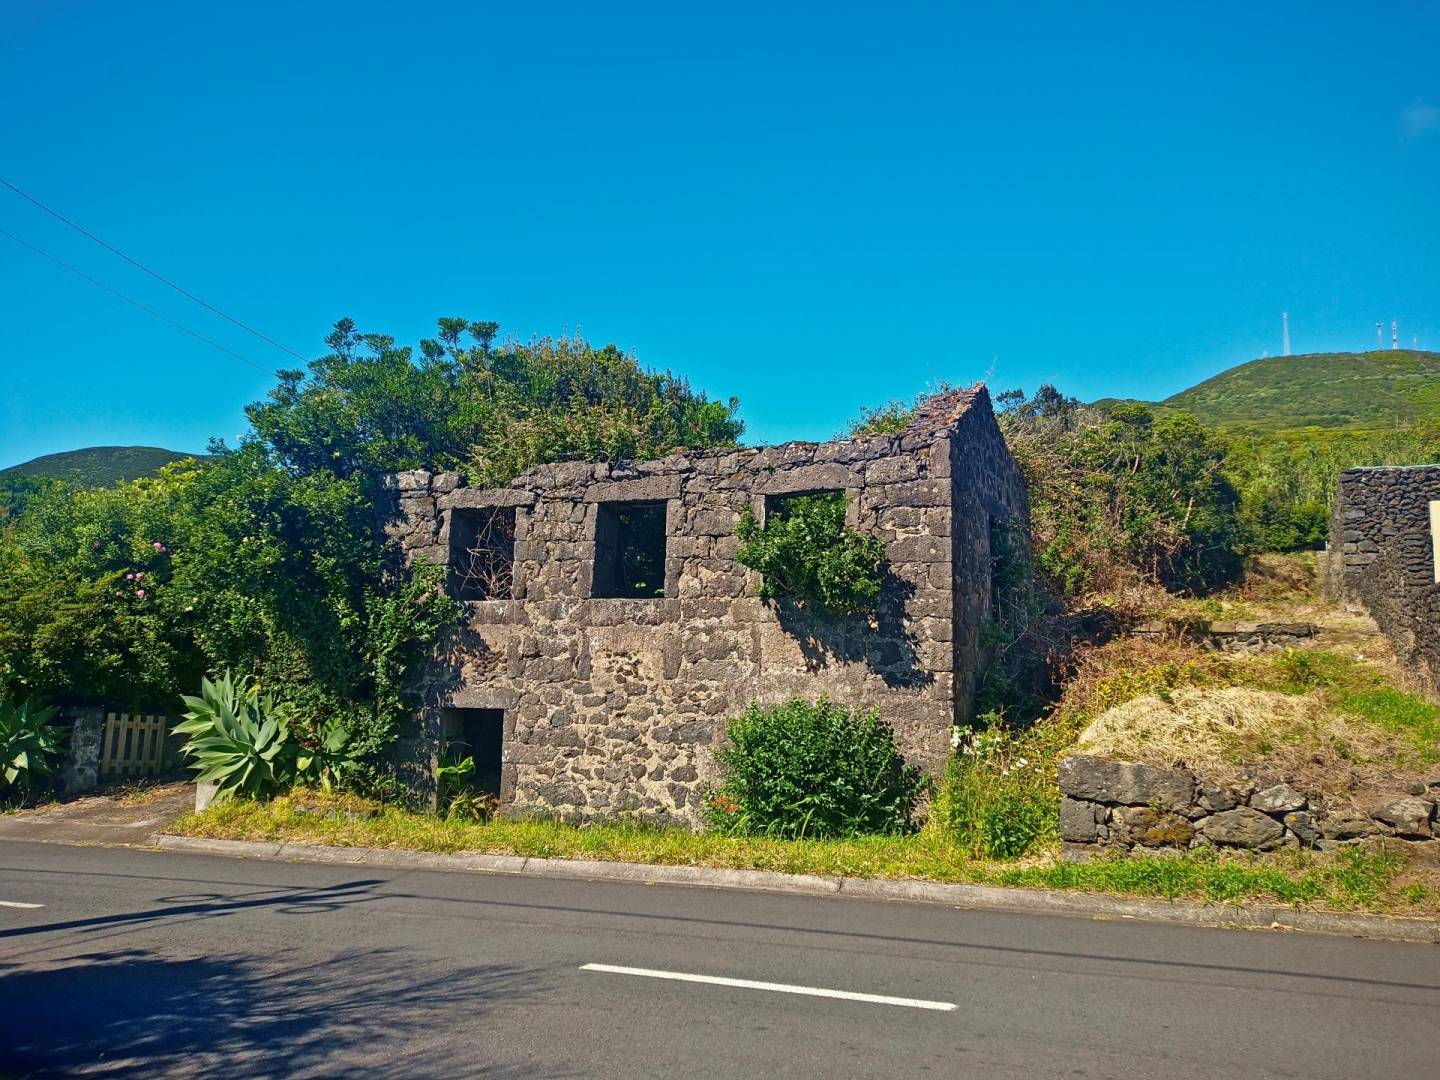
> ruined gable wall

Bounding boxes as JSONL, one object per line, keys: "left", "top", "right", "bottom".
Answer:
{"left": 1326, "top": 465, "right": 1440, "bottom": 693}
{"left": 947, "top": 393, "right": 1031, "bottom": 722}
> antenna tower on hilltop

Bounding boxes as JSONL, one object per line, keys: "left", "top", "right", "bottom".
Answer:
{"left": 1282, "top": 312, "right": 1290, "bottom": 356}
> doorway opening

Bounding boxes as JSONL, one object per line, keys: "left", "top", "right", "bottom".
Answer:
{"left": 440, "top": 707, "right": 504, "bottom": 796}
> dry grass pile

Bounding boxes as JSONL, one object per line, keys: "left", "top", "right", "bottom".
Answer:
{"left": 1075, "top": 686, "right": 1400, "bottom": 795}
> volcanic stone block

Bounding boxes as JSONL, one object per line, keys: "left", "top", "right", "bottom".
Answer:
{"left": 1199, "top": 807, "right": 1285, "bottom": 849}
{"left": 1057, "top": 756, "right": 1196, "bottom": 808}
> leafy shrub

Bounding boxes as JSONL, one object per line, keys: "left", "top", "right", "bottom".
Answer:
{"left": 1005, "top": 396, "right": 1241, "bottom": 596}
{"left": 176, "top": 672, "right": 298, "bottom": 801}
{"left": 932, "top": 722, "right": 1054, "bottom": 858}
{"left": 434, "top": 739, "right": 489, "bottom": 818}
{"left": 844, "top": 384, "right": 954, "bottom": 436}
{"left": 248, "top": 318, "right": 743, "bottom": 483}
{"left": 0, "top": 696, "right": 62, "bottom": 804}
{"left": 295, "top": 718, "right": 356, "bottom": 793}
{"left": 705, "top": 698, "right": 925, "bottom": 839}
{"left": 735, "top": 493, "right": 886, "bottom": 616}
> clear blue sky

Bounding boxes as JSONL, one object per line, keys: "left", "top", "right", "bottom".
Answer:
{"left": 3, "top": 1, "right": 1438, "bottom": 468}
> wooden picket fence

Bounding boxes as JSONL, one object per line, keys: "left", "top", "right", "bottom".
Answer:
{"left": 98, "top": 711, "right": 172, "bottom": 780}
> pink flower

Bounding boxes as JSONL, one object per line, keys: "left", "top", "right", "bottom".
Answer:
{"left": 136, "top": 589, "right": 146, "bottom": 598}
{"left": 125, "top": 573, "right": 136, "bottom": 581}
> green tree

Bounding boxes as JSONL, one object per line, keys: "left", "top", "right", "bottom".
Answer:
{"left": 247, "top": 318, "right": 744, "bottom": 483}
{"left": 1, "top": 315, "right": 747, "bottom": 789}
{"left": 0, "top": 447, "right": 457, "bottom": 765}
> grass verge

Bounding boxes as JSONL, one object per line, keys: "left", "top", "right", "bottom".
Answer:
{"left": 171, "top": 791, "right": 1439, "bottom": 917}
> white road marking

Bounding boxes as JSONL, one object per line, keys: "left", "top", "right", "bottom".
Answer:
{"left": 0, "top": 900, "right": 43, "bottom": 909}
{"left": 579, "top": 963, "right": 956, "bottom": 1011}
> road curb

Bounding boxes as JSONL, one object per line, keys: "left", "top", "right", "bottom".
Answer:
{"left": 151, "top": 834, "right": 1440, "bottom": 943}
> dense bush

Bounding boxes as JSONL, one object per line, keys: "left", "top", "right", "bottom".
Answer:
{"left": 1002, "top": 395, "right": 1241, "bottom": 596}
{"left": 1221, "top": 425, "right": 1440, "bottom": 554}
{"left": 853, "top": 385, "right": 1241, "bottom": 597}
{"left": 705, "top": 698, "right": 925, "bottom": 838}
{"left": 248, "top": 319, "right": 743, "bottom": 483}
{"left": 0, "top": 446, "right": 457, "bottom": 769}
{"left": 734, "top": 493, "right": 886, "bottom": 616}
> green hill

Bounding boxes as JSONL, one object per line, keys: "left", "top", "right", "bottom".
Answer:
{"left": 1157, "top": 350, "right": 1440, "bottom": 433}
{"left": 1, "top": 446, "right": 199, "bottom": 487}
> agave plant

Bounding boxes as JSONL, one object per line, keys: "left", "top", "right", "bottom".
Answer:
{"left": 175, "top": 672, "right": 296, "bottom": 802}
{"left": 0, "top": 696, "right": 63, "bottom": 803}
{"left": 295, "top": 717, "right": 356, "bottom": 794}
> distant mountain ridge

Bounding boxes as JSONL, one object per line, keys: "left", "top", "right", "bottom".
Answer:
{"left": 1110, "top": 350, "right": 1440, "bottom": 433}
{"left": 1, "top": 446, "right": 199, "bottom": 487}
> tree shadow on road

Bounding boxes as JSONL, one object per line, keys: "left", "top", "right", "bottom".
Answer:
{"left": 0, "top": 945, "right": 563, "bottom": 1078}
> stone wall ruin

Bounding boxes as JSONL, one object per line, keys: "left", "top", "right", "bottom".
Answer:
{"left": 381, "top": 386, "right": 1027, "bottom": 825}
{"left": 1326, "top": 465, "right": 1440, "bottom": 692}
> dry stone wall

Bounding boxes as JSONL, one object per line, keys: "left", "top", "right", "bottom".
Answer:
{"left": 382, "top": 387, "right": 1026, "bottom": 825}
{"left": 1059, "top": 755, "right": 1440, "bottom": 854}
{"left": 1326, "top": 465, "right": 1440, "bottom": 692}
{"left": 1129, "top": 620, "right": 1319, "bottom": 653}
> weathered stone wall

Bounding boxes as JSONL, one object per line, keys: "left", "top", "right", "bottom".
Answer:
{"left": 56, "top": 705, "right": 104, "bottom": 796}
{"left": 1129, "top": 620, "right": 1319, "bottom": 653}
{"left": 383, "top": 387, "right": 1026, "bottom": 824}
{"left": 1059, "top": 755, "right": 1440, "bottom": 854}
{"left": 1326, "top": 465, "right": 1440, "bottom": 691}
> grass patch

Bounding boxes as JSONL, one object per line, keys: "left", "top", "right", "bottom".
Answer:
{"left": 1340, "top": 688, "right": 1440, "bottom": 764}
{"left": 170, "top": 791, "right": 1439, "bottom": 916}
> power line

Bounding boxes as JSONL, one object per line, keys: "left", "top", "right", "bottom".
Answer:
{"left": 0, "top": 225, "right": 281, "bottom": 378}
{"left": 0, "top": 176, "right": 309, "bottom": 363}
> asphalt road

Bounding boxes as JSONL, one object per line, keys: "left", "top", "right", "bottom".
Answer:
{"left": 1, "top": 841, "right": 1437, "bottom": 1079}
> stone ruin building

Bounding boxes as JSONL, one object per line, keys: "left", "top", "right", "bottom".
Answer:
{"left": 381, "top": 385, "right": 1027, "bottom": 824}
{"left": 1326, "top": 464, "right": 1440, "bottom": 692}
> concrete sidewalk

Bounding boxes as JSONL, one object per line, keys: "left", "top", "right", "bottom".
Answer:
{"left": 0, "top": 781, "right": 192, "bottom": 847}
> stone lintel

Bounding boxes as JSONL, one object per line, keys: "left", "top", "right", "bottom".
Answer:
{"left": 444, "top": 688, "right": 522, "bottom": 711}
{"left": 583, "top": 475, "right": 683, "bottom": 503}
{"left": 439, "top": 488, "right": 537, "bottom": 510}
{"left": 757, "top": 463, "right": 856, "bottom": 497}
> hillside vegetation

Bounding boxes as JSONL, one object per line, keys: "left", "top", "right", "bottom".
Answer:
{"left": 2, "top": 445, "right": 198, "bottom": 487}
{"left": 1160, "top": 350, "right": 1440, "bottom": 433}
